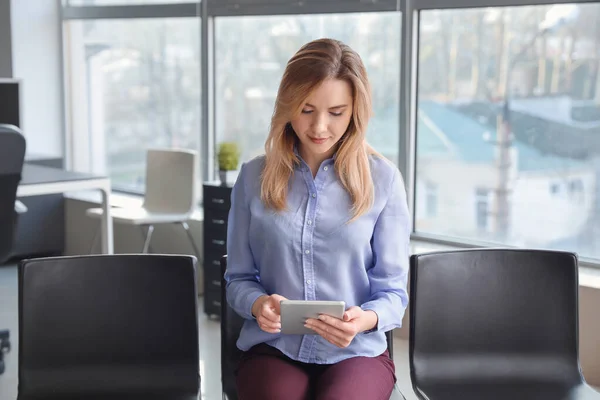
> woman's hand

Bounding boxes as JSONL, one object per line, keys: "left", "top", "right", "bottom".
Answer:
{"left": 304, "top": 307, "right": 378, "bottom": 348}
{"left": 251, "top": 294, "right": 288, "bottom": 334}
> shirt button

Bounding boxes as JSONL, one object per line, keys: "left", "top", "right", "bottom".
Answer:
{"left": 306, "top": 280, "right": 311, "bottom": 285}
{"left": 305, "top": 250, "right": 310, "bottom": 254}
{"left": 312, "top": 193, "right": 316, "bottom": 198}
{"left": 324, "top": 166, "right": 329, "bottom": 171}
{"left": 307, "top": 220, "right": 312, "bottom": 225}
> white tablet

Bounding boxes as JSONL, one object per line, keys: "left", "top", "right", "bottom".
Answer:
{"left": 280, "top": 300, "right": 345, "bottom": 335}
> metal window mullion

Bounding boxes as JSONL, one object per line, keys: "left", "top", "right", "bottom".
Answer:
{"left": 207, "top": 0, "right": 400, "bottom": 17}
{"left": 62, "top": 3, "right": 200, "bottom": 20}
{"left": 58, "top": 0, "right": 70, "bottom": 170}
{"left": 200, "top": 1, "right": 215, "bottom": 182}
{"left": 400, "top": 0, "right": 420, "bottom": 233}
{"left": 413, "top": 0, "right": 600, "bottom": 11}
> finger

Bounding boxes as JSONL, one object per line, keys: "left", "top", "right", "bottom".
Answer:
{"left": 269, "top": 294, "right": 288, "bottom": 315}
{"left": 262, "top": 304, "right": 281, "bottom": 323}
{"left": 306, "top": 323, "right": 349, "bottom": 348}
{"left": 316, "top": 314, "right": 358, "bottom": 336}
{"left": 258, "top": 323, "right": 281, "bottom": 334}
{"left": 306, "top": 318, "right": 347, "bottom": 342}
{"left": 258, "top": 317, "right": 281, "bottom": 331}
{"left": 344, "top": 306, "right": 363, "bottom": 322}
{"left": 317, "top": 314, "right": 345, "bottom": 330}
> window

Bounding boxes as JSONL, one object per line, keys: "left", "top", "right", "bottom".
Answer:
{"left": 66, "top": 0, "right": 195, "bottom": 5}
{"left": 415, "top": 4, "right": 600, "bottom": 259}
{"left": 65, "top": 18, "right": 201, "bottom": 193}
{"left": 215, "top": 12, "right": 401, "bottom": 166}
{"left": 426, "top": 182, "right": 438, "bottom": 217}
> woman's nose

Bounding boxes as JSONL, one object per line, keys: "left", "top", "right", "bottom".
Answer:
{"left": 311, "top": 113, "right": 328, "bottom": 134}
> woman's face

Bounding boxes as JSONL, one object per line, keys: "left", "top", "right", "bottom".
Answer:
{"left": 291, "top": 79, "right": 353, "bottom": 164}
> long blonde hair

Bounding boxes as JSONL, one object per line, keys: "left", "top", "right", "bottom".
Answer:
{"left": 261, "top": 38, "right": 378, "bottom": 220}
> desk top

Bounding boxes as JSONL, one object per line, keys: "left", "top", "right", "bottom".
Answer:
{"left": 21, "top": 164, "right": 107, "bottom": 186}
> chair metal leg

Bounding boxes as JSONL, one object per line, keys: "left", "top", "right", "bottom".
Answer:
{"left": 181, "top": 221, "right": 202, "bottom": 260}
{"left": 90, "top": 224, "right": 100, "bottom": 254}
{"left": 141, "top": 225, "right": 155, "bottom": 254}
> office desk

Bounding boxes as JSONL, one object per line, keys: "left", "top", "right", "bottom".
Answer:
{"left": 17, "top": 164, "right": 113, "bottom": 254}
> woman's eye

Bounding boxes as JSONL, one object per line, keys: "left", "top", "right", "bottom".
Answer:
{"left": 301, "top": 109, "right": 313, "bottom": 114}
{"left": 330, "top": 112, "right": 342, "bottom": 117}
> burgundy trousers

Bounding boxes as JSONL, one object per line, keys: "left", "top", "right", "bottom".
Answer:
{"left": 235, "top": 343, "right": 396, "bottom": 400}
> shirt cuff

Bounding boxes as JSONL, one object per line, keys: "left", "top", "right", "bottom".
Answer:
{"left": 243, "top": 289, "right": 268, "bottom": 320}
{"left": 360, "top": 301, "right": 385, "bottom": 333}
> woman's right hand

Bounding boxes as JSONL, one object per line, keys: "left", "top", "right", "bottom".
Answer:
{"left": 251, "top": 294, "right": 288, "bottom": 333}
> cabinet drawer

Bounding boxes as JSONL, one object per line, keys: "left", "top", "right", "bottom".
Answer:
{"left": 204, "top": 261, "right": 223, "bottom": 292}
{"left": 204, "top": 235, "right": 227, "bottom": 256}
{"left": 204, "top": 291, "right": 222, "bottom": 317}
{"left": 204, "top": 210, "right": 229, "bottom": 239}
{"left": 204, "top": 254, "right": 222, "bottom": 270}
{"left": 203, "top": 185, "right": 232, "bottom": 212}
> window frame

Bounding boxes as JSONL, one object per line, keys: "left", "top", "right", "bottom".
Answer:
{"left": 406, "top": 0, "right": 600, "bottom": 269}
{"left": 59, "top": 0, "right": 600, "bottom": 267}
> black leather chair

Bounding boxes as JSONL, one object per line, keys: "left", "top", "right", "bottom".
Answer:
{"left": 409, "top": 248, "right": 600, "bottom": 400}
{"left": 220, "top": 255, "right": 405, "bottom": 400}
{"left": 0, "top": 123, "right": 27, "bottom": 265}
{"left": 0, "top": 124, "right": 26, "bottom": 376}
{"left": 18, "top": 254, "right": 201, "bottom": 400}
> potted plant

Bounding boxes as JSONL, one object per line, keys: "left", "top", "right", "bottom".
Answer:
{"left": 217, "top": 142, "right": 240, "bottom": 185}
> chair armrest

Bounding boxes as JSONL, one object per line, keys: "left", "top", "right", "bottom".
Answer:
{"left": 14, "top": 200, "right": 28, "bottom": 214}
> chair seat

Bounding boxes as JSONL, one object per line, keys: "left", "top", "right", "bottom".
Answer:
{"left": 86, "top": 207, "right": 193, "bottom": 225}
{"left": 415, "top": 382, "right": 600, "bottom": 400}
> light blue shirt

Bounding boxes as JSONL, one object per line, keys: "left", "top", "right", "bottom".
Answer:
{"left": 224, "top": 152, "right": 410, "bottom": 364}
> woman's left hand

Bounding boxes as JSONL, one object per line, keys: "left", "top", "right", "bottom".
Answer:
{"left": 304, "top": 306, "right": 378, "bottom": 348}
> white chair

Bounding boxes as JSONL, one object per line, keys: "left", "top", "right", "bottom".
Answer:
{"left": 86, "top": 149, "right": 201, "bottom": 257}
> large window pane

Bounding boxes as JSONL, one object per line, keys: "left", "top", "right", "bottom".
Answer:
{"left": 66, "top": 18, "right": 200, "bottom": 192}
{"left": 215, "top": 12, "right": 401, "bottom": 166}
{"left": 415, "top": 4, "right": 600, "bottom": 259}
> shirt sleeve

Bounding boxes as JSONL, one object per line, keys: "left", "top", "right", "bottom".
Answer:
{"left": 224, "top": 162, "right": 267, "bottom": 320}
{"left": 360, "top": 167, "right": 411, "bottom": 333}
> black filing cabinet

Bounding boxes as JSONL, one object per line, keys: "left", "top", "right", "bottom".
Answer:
{"left": 203, "top": 182, "right": 232, "bottom": 318}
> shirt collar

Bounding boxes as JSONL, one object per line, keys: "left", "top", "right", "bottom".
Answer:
{"left": 293, "top": 143, "right": 337, "bottom": 171}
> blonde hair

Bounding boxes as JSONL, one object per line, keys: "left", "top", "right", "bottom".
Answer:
{"left": 261, "top": 38, "right": 379, "bottom": 221}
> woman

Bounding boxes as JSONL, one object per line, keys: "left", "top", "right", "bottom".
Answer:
{"left": 224, "top": 38, "right": 410, "bottom": 400}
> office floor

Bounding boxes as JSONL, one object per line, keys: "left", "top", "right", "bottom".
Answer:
{"left": 0, "top": 263, "right": 417, "bottom": 400}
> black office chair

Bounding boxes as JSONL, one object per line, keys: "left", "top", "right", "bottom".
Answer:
{"left": 220, "top": 255, "right": 405, "bottom": 400}
{"left": 0, "top": 123, "right": 27, "bottom": 264}
{"left": 18, "top": 254, "right": 201, "bottom": 400}
{"left": 409, "top": 248, "right": 600, "bottom": 400}
{"left": 0, "top": 124, "right": 26, "bottom": 376}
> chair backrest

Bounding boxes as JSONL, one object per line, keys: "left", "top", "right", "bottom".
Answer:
{"left": 143, "top": 148, "right": 199, "bottom": 214}
{"left": 18, "top": 254, "right": 200, "bottom": 399}
{"left": 221, "top": 255, "right": 246, "bottom": 399}
{"left": 0, "top": 124, "right": 26, "bottom": 264}
{"left": 409, "top": 249, "right": 581, "bottom": 388}
{"left": 220, "top": 254, "right": 395, "bottom": 399}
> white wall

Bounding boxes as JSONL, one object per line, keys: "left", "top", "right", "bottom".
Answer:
{"left": 415, "top": 157, "right": 497, "bottom": 236}
{"left": 10, "top": 0, "right": 63, "bottom": 158}
{"left": 511, "top": 168, "right": 595, "bottom": 246}
{"left": 416, "top": 157, "right": 596, "bottom": 247}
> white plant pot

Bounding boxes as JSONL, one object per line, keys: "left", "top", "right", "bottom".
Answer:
{"left": 219, "top": 170, "right": 238, "bottom": 186}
